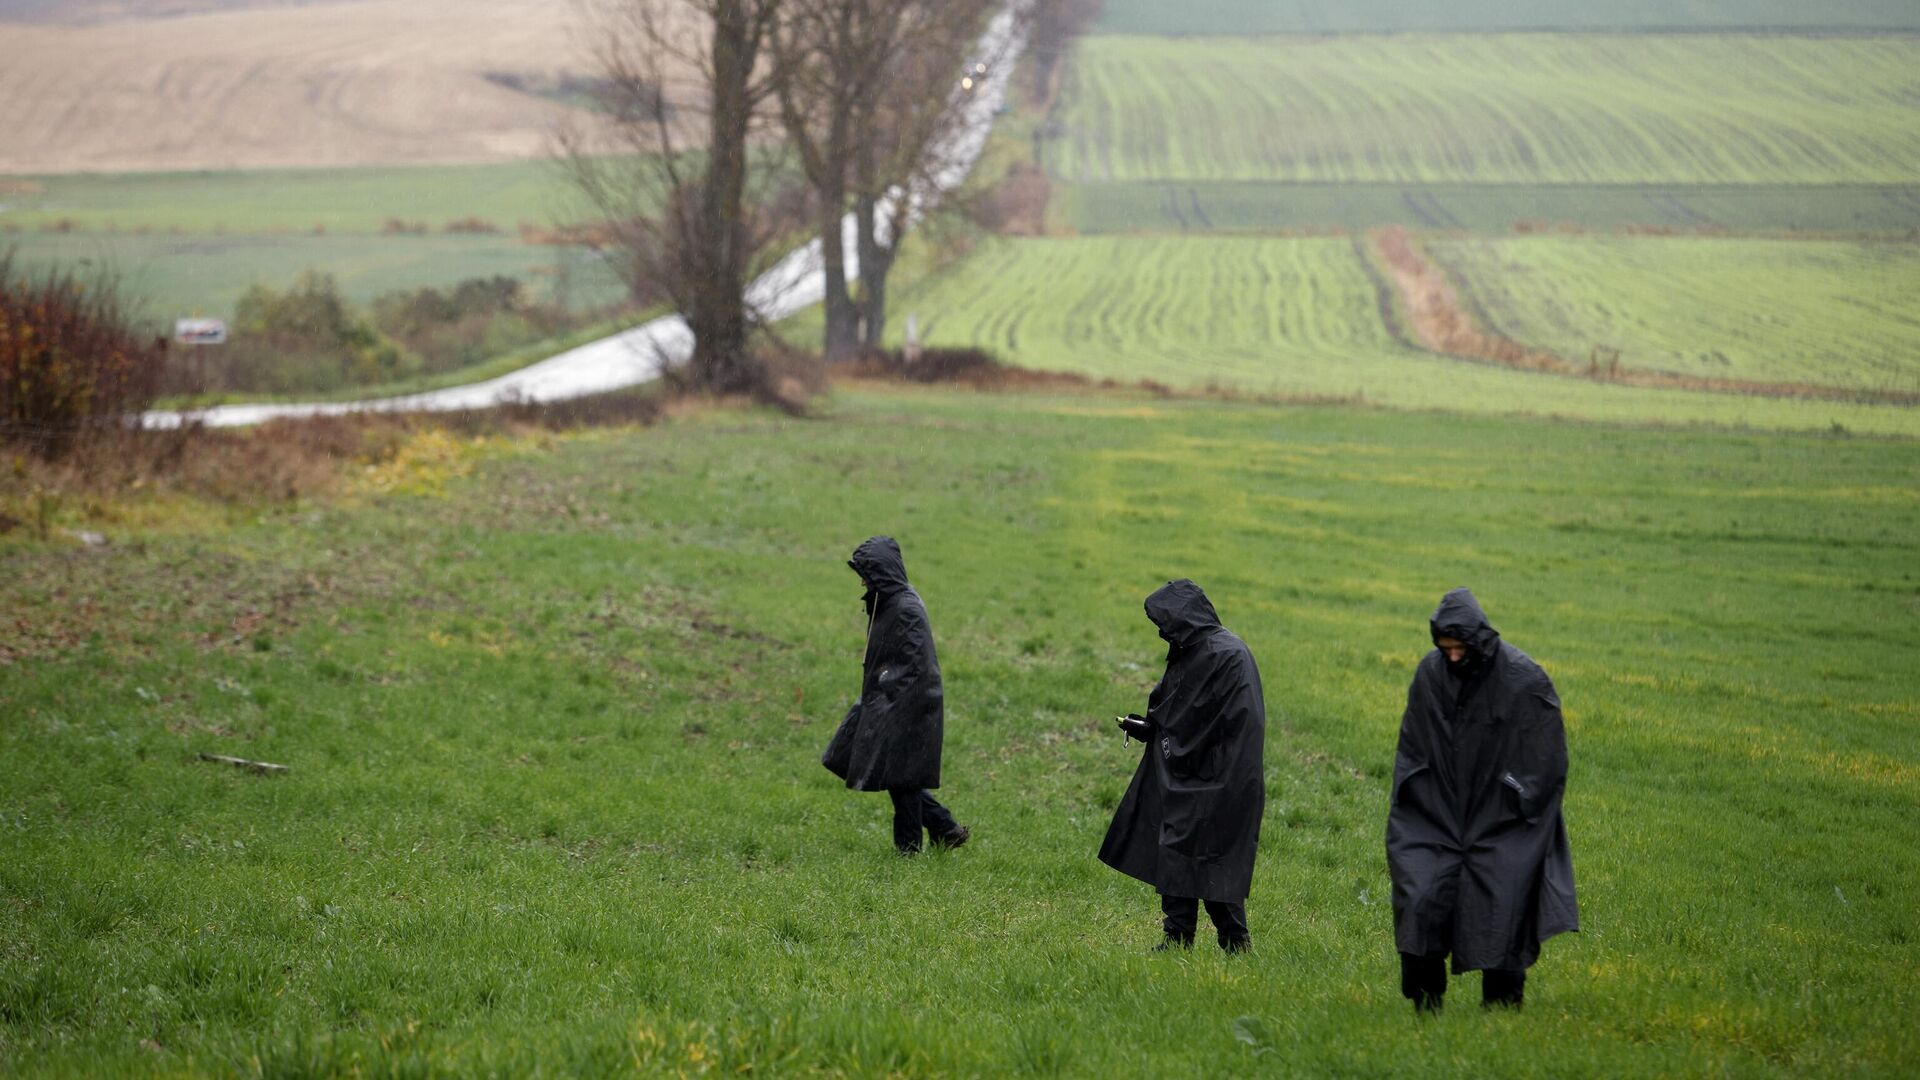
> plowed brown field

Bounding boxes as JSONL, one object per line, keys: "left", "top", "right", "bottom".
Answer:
{"left": 0, "top": 0, "right": 657, "bottom": 172}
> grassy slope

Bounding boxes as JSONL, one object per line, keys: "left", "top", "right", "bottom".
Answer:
{"left": 1428, "top": 236, "right": 1920, "bottom": 394}
{"left": 1092, "top": 0, "right": 1920, "bottom": 34}
{"left": 857, "top": 235, "right": 1920, "bottom": 436}
{"left": 1052, "top": 36, "right": 1920, "bottom": 186}
{"left": 2, "top": 388, "right": 1916, "bottom": 1076}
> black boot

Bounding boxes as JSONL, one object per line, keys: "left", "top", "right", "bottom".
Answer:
{"left": 1152, "top": 933, "right": 1195, "bottom": 953}
{"left": 930, "top": 824, "right": 970, "bottom": 849}
{"left": 1482, "top": 968, "right": 1526, "bottom": 1010}
{"left": 1401, "top": 952, "right": 1448, "bottom": 1015}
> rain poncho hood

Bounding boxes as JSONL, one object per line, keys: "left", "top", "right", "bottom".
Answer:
{"left": 849, "top": 535, "right": 911, "bottom": 599}
{"left": 1387, "top": 588, "right": 1578, "bottom": 971}
{"left": 1099, "top": 580, "right": 1266, "bottom": 902}
{"left": 822, "top": 537, "right": 943, "bottom": 791}
{"left": 1430, "top": 587, "right": 1502, "bottom": 665}
{"left": 1145, "top": 578, "right": 1224, "bottom": 649}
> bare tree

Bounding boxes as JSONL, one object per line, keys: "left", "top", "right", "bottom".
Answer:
{"left": 560, "top": 0, "right": 791, "bottom": 393}
{"left": 769, "top": 0, "right": 894, "bottom": 361}
{"left": 772, "top": 0, "right": 999, "bottom": 359}
{"left": 849, "top": 0, "right": 1000, "bottom": 350}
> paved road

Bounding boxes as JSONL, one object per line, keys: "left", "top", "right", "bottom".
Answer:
{"left": 144, "top": 5, "right": 1027, "bottom": 430}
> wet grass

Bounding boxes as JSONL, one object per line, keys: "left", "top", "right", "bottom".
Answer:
{"left": 1427, "top": 235, "right": 1920, "bottom": 395}
{"left": 1053, "top": 36, "right": 1920, "bottom": 187}
{"left": 2, "top": 385, "right": 1917, "bottom": 1076}
{"left": 846, "top": 234, "right": 1920, "bottom": 436}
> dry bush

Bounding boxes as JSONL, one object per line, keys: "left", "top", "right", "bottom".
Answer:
{"left": 443, "top": 217, "right": 502, "bottom": 234}
{"left": 0, "top": 389, "right": 674, "bottom": 539}
{"left": 0, "top": 251, "right": 165, "bottom": 457}
{"left": 751, "top": 342, "right": 828, "bottom": 416}
{"left": 835, "top": 347, "right": 1094, "bottom": 391}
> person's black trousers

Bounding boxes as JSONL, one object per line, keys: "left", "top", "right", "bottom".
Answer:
{"left": 1399, "top": 951, "right": 1527, "bottom": 1010}
{"left": 1160, "top": 894, "right": 1250, "bottom": 951}
{"left": 887, "top": 789, "right": 960, "bottom": 852}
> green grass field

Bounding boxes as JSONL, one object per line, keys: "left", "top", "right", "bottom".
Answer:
{"left": 1058, "top": 181, "right": 1920, "bottom": 234}
{"left": 854, "top": 235, "right": 1920, "bottom": 436}
{"left": 1052, "top": 36, "right": 1920, "bottom": 186}
{"left": 1, "top": 232, "right": 627, "bottom": 323}
{"left": 1092, "top": 0, "right": 1920, "bottom": 35}
{"left": 1427, "top": 235, "right": 1920, "bottom": 395}
{"left": 3, "top": 387, "right": 1917, "bottom": 1075}
{"left": 0, "top": 161, "right": 584, "bottom": 236}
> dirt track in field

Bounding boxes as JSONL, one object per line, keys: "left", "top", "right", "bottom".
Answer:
{"left": 1370, "top": 226, "right": 1920, "bottom": 406}
{"left": 0, "top": 0, "right": 677, "bottom": 172}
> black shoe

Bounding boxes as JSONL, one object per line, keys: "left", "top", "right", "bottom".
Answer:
{"left": 1152, "top": 934, "right": 1195, "bottom": 952}
{"left": 1220, "top": 936, "right": 1252, "bottom": 955}
{"left": 931, "top": 825, "right": 970, "bottom": 850}
{"left": 1413, "top": 995, "right": 1443, "bottom": 1015}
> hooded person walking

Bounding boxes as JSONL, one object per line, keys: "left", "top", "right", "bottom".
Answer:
{"left": 1387, "top": 588, "right": 1578, "bottom": 1012}
{"left": 822, "top": 536, "right": 969, "bottom": 854}
{"left": 1099, "top": 580, "right": 1265, "bottom": 952}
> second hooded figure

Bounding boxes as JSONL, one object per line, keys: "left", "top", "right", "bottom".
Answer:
{"left": 823, "top": 536, "right": 969, "bottom": 855}
{"left": 1100, "top": 580, "right": 1267, "bottom": 952}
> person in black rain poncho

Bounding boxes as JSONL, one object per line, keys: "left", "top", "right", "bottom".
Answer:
{"left": 1099, "top": 580, "right": 1265, "bottom": 953}
{"left": 1387, "top": 588, "right": 1578, "bottom": 1011}
{"left": 822, "top": 537, "right": 969, "bottom": 854}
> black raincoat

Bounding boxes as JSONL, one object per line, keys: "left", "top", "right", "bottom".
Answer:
{"left": 1099, "top": 580, "right": 1266, "bottom": 903}
{"left": 821, "top": 537, "right": 944, "bottom": 792}
{"left": 1387, "top": 588, "right": 1578, "bottom": 972}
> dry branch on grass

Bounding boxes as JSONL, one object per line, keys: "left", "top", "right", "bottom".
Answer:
{"left": 197, "top": 753, "right": 289, "bottom": 776}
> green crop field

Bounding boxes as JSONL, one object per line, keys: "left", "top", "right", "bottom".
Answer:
{"left": 1092, "top": 0, "right": 1920, "bottom": 35}
{"left": 0, "top": 161, "right": 585, "bottom": 236}
{"left": 1058, "top": 181, "right": 1920, "bottom": 234}
{"left": 856, "top": 235, "right": 1920, "bottom": 436}
{"left": 1427, "top": 235, "right": 1920, "bottom": 395}
{"left": 2, "top": 232, "right": 626, "bottom": 322}
{"left": 3, "top": 388, "right": 1917, "bottom": 1075}
{"left": 1051, "top": 36, "right": 1920, "bottom": 187}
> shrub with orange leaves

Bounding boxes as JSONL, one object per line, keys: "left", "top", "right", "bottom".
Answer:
{"left": 0, "top": 250, "right": 165, "bottom": 456}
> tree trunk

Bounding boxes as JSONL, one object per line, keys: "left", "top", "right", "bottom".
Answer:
{"left": 820, "top": 185, "right": 860, "bottom": 362}
{"left": 855, "top": 192, "right": 895, "bottom": 349}
{"left": 690, "top": 0, "right": 761, "bottom": 393}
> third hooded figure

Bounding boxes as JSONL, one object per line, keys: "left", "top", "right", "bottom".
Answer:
{"left": 1386, "top": 588, "right": 1578, "bottom": 1011}
{"left": 1099, "top": 580, "right": 1266, "bottom": 952}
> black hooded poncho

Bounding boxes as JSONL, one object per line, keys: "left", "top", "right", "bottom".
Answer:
{"left": 1099, "top": 580, "right": 1266, "bottom": 903}
{"left": 1387, "top": 588, "right": 1579, "bottom": 972}
{"left": 821, "top": 536, "right": 944, "bottom": 792}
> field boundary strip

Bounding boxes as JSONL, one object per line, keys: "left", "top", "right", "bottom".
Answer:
{"left": 1365, "top": 227, "right": 1920, "bottom": 406}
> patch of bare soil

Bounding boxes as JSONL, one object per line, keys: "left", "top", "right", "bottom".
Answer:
{"left": 973, "top": 161, "right": 1053, "bottom": 236}
{"left": 1370, "top": 226, "right": 1920, "bottom": 406}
